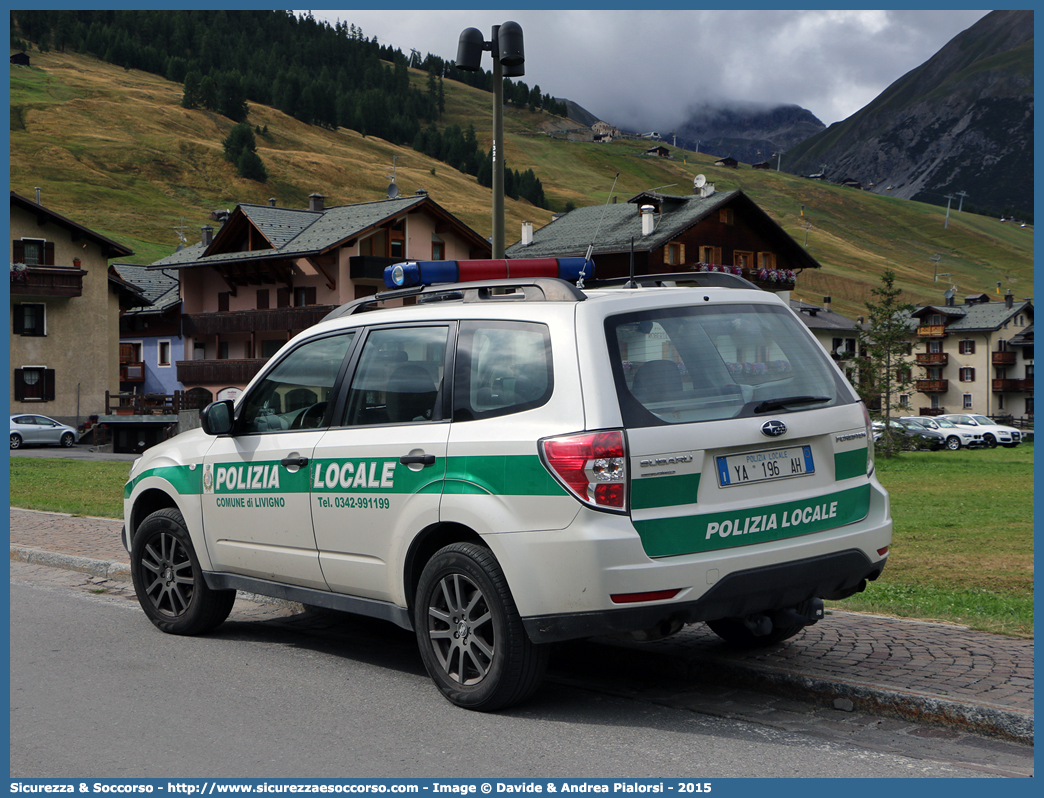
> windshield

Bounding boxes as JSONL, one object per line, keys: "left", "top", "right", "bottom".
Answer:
{"left": 605, "top": 303, "right": 856, "bottom": 426}
{"left": 934, "top": 419, "right": 957, "bottom": 429}
{"left": 970, "top": 415, "right": 994, "bottom": 425}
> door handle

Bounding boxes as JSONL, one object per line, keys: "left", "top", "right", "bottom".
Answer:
{"left": 399, "top": 454, "right": 436, "bottom": 466}
{"left": 280, "top": 456, "right": 309, "bottom": 468}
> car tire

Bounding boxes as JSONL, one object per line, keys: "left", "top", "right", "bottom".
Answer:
{"left": 130, "top": 508, "right": 235, "bottom": 635}
{"left": 10, "top": 433, "right": 22, "bottom": 450}
{"left": 983, "top": 434, "right": 997, "bottom": 448}
{"left": 60, "top": 432, "right": 75, "bottom": 447}
{"left": 414, "top": 542, "right": 548, "bottom": 711}
{"left": 946, "top": 436, "right": 961, "bottom": 451}
{"left": 707, "top": 616, "right": 806, "bottom": 648}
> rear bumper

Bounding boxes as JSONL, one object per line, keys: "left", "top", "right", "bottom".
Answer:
{"left": 521, "top": 548, "right": 884, "bottom": 643}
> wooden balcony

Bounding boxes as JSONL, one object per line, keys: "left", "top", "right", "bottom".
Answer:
{"left": 918, "top": 407, "right": 946, "bottom": 416}
{"left": 992, "top": 351, "right": 1017, "bottom": 366}
{"left": 916, "top": 325, "right": 947, "bottom": 338}
{"left": 915, "top": 352, "right": 949, "bottom": 367}
{"left": 992, "top": 379, "right": 1034, "bottom": 393}
{"left": 916, "top": 379, "right": 949, "bottom": 393}
{"left": 9, "top": 265, "right": 87, "bottom": 297}
{"left": 105, "top": 390, "right": 184, "bottom": 415}
{"left": 182, "top": 306, "right": 337, "bottom": 336}
{"left": 120, "top": 361, "right": 146, "bottom": 382}
{"left": 177, "top": 358, "right": 269, "bottom": 386}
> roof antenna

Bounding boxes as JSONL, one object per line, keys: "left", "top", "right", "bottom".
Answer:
{"left": 578, "top": 171, "right": 620, "bottom": 288}
{"left": 624, "top": 237, "right": 637, "bottom": 288}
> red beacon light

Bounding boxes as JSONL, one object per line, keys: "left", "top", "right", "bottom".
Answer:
{"left": 384, "top": 257, "right": 594, "bottom": 289}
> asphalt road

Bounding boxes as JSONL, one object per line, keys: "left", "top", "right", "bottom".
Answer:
{"left": 11, "top": 566, "right": 1029, "bottom": 779}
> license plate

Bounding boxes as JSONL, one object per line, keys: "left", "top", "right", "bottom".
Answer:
{"left": 716, "top": 446, "right": 814, "bottom": 487}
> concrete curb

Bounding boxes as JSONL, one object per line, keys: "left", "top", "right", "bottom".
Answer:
{"left": 11, "top": 546, "right": 132, "bottom": 582}
{"left": 688, "top": 659, "right": 1034, "bottom": 745}
{"left": 10, "top": 545, "right": 1033, "bottom": 745}
{"left": 10, "top": 547, "right": 300, "bottom": 612}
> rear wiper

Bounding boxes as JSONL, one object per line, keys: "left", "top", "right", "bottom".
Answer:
{"left": 753, "top": 395, "right": 831, "bottom": 414}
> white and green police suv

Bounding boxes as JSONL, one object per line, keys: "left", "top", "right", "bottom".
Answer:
{"left": 123, "top": 260, "right": 891, "bottom": 711}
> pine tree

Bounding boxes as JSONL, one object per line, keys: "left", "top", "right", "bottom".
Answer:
{"left": 857, "top": 270, "right": 916, "bottom": 457}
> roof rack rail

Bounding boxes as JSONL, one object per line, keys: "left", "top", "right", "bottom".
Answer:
{"left": 589, "top": 272, "right": 762, "bottom": 291}
{"left": 321, "top": 277, "right": 587, "bottom": 322}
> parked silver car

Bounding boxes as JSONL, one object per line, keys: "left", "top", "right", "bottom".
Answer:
{"left": 10, "top": 414, "right": 78, "bottom": 449}
{"left": 902, "top": 416, "right": 982, "bottom": 450}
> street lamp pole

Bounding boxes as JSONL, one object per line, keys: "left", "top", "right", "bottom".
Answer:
{"left": 491, "top": 27, "right": 505, "bottom": 257}
{"left": 457, "top": 22, "right": 525, "bottom": 259}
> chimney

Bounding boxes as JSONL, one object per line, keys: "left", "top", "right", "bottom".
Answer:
{"left": 640, "top": 205, "right": 656, "bottom": 237}
{"left": 823, "top": 296, "right": 832, "bottom": 312}
{"left": 34, "top": 187, "right": 41, "bottom": 205}
{"left": 269, "top": 197, "right": 277, "bottom": 207}
{"left": 521, "top": 221, "right": 533, "bottom": 246}
{"left": 201, "top": 225, "right": 214, "bottom": 247}
{"left": 1005, "top": 291, "right": 1014, "bottom": 309}
{"left": 308, "top": 193, "right": 325, "bottom": 212}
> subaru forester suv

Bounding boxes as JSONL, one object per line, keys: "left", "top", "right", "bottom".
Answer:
{"left": 123, "top": 260, "right": 891, "bottom": 710}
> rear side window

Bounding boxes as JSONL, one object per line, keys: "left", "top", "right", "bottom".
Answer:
{"left": 453, "top": 320, "right": 553, "bottom": 421}
{"left": 606, "top": 304, "right": 855, "bottom": 427}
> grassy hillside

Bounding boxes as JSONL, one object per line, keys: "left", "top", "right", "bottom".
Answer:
{"left": 10, "top": 49, "right": 1033, "bottom": 320}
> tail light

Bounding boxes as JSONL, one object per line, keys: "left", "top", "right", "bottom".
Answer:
{"left": 540, "top": 430, "right": 628, "bottom": 513}
{"left": 861, "top": 402, "right": 876, "bottom": 477}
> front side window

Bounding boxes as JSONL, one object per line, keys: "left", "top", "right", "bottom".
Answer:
{"left": 606, "top": 304, "right": 855, "bottom": 427}
{"left": 453, "top": 321, "right": 553, "bottom": 421}
{"left": 237, "top": 333, "right": 356, "bottom": 434}
{"left": 342, "top": 326, "right": 449, "bottom": 426}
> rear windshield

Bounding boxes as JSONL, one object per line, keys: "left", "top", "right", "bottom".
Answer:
{"left": 605, "top": 303, "right": 857, "bottom": 427}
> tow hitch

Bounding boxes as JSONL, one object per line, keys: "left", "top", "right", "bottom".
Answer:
{"left": 742, "top": 598, "right": 825, "bottom": 637}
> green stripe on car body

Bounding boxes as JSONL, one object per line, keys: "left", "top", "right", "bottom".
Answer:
{"left": 633, "top": 484, "right": 872, "bottom": 557}
{"left": 630, "top": 472, "right": 702, "bottom": 510}
{"left": 124, "top": 465, "right": 201, "bottom": 499}
{"left": 443, "top": 454, "right": 566, "bottom": 496}
{"left": 834, "top": 448, "right": 868, "bottom": 481}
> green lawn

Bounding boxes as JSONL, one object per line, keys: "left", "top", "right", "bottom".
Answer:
{"left": 9, "top": 442, "right": 1034, "bottom": 636}
{"left": 829, "top": 443, "right": 1033, "bottom": 637}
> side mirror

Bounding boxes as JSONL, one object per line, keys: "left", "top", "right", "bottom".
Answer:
{"left": 200, "top": 400, "right": 234, "bottom": 436}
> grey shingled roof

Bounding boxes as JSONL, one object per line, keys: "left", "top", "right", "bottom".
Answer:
{"left": 506, "top": 191, "right": 737, "bottom": 259}
{"left": 910, "top": 300, "right": 1033, "bottom": 332}
{"left": 790, "top": 299, "right": 861, "bottom": 332}
{"left": 111, "top": 264, "right": 180, "bottom": 314}
{"left": 150, "top": 195, "right": 439, "bottom": 269}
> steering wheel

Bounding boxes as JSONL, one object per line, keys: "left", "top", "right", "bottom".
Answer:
{"left": 291, "top": 402, "right": 327, "bottom": 430}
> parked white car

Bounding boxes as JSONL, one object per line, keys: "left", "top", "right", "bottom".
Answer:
{"left": 939, "top": 414, "right": 1023, "bottom": 448}
{"left": 902, "top": 416, "right": 982, "bottom": 450}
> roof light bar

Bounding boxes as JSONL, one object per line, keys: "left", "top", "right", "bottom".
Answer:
{"left": 384, "top": 258, "right": 594, "bottom": 289}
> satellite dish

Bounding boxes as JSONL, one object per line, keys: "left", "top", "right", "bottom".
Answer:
{"left": 387, "top": 183, "right": 400, "bottom": 199}
{"left": 944, "top": 289, "right": 954, "bottom": 301}
{"left": 694, "top": 174, "right": 707, "bottom": 188}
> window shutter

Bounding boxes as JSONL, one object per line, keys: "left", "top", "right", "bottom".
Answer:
{"left": 256, "top": 289, "right": 270, "bottom": 309}
{"left": 277, "top": 288, "right": 290, "bottom": 308}
{"left": 14, "top": 370, "right": 25, "bottom": 402}
{"left": 305, "top": 286, "right": 317, "bottom": 306}
{"left": 968, "top": 341, "right": 976, "bottom": 354}
{"left": 44, "top": 242, "right": 55, "bottom": 266}
{"left": 218, "top": 292, "right": 230, "bottom": 312}
{"left": 12, "top": 241, "right": 24, "bottom": 263}
{"left": 44, "top": 369, "right": 56, "bottom": 401}
{"left": 679, "top": 244, "right": 685, "bottom": 263}
{"left": 969, "top": 368, "right": 975, "bottom": 382}
{"left": 13, "top": 307, "right": 24, "bottom": 335}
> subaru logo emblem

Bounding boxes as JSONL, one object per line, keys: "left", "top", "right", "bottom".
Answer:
{"left": 762, "top": 420, "right": 787, "bottom": 437}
